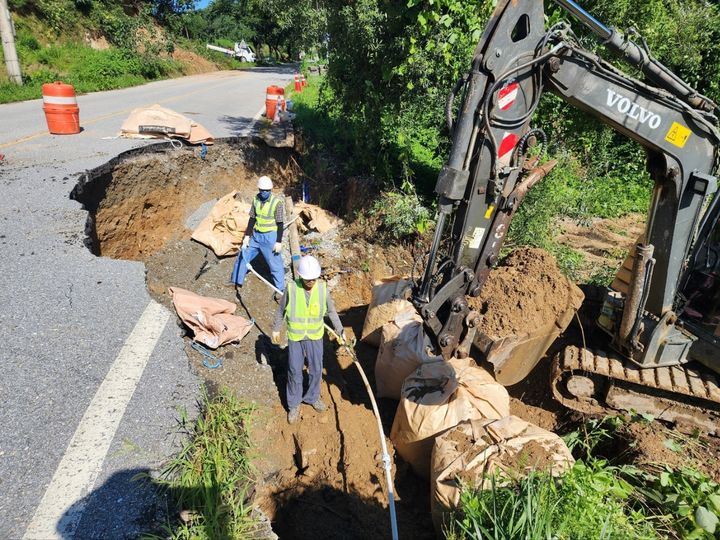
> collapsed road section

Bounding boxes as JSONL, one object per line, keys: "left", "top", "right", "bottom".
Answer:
{"left": 65, "top": 137, "right": 609, "bottom": 538}
{"left": 68, "top": 138, "right": 437, "bottom": 538}
{"left": 71, "top": 136, "right": 707, "bottom": 538}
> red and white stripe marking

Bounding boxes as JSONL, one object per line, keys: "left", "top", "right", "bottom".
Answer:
{"left": 42, "top": 95, "right": 77, "bottom": 105}
{"left": 497, "top": 81, "right": 519, "bottom": 111}
{"left": 497, "top": 132, "right": 518, "bottom": 166}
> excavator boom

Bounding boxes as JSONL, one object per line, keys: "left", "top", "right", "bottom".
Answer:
{"left": 413, "top": 0, "right": 720, "bottom": 428}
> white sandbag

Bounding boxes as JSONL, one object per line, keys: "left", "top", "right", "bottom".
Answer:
{"left": 120, "top": 104, "right": 214, "bottom": 144}
{"left": 390, "top": 357, "right": 510, "bottom": 479}
{"left": 375, "top": 310, "right": 441, "bottom": 399}
{"left": 361, "top": 277, "right": 413, "bottom": 347}
{"left": 430, "top": 416, "right": 575, "bottom": 534}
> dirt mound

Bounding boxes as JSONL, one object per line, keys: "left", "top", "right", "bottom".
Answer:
{"left": 473, "top": 247, "right": 583, "bottom": 338}
{"left": 172, "top": 47, "right": 220, "bottom": 74}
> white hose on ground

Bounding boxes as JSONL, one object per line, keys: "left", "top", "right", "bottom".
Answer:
{"left": 245, "top": 260, "right": 400, "bottom": 540}
{"left": 340, "top": 340, "right": 400, "bottom": 540}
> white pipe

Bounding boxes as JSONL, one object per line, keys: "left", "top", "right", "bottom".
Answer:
{"left": 245, "top": 258, "right": 400, "bottom": 539}
{"left": 341, "top": 341, "right": 400, "bottom": 540}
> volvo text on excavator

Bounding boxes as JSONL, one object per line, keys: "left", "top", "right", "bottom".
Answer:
{"left": 413, "top": 0, "right": 720, "bottom": 432}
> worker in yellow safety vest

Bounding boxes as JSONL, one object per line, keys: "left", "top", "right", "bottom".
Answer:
{"left": 272, "top": 255, "right": 346, "bottom": 424}
{"left": 231, "top": 175, "right": 286, "bottom": 293}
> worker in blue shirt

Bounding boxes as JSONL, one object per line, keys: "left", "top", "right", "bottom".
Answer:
{"left": 231, "top": 175, "right": 286, "bottom": 293}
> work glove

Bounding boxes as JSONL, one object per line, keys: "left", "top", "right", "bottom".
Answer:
{"left": 271, "top": 331, "right": 281, "bottom": 345}
{"left": 273, "top": 242, "right": 282, "bottom": 254}
{"left": 242, "top": 236, "right": 250, "bottom": 249}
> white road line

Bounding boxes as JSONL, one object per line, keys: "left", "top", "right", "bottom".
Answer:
{"left": 241, "top": 105, "right": 266, "bottom": 136}
{"left": 23, "top": 300, "right": 170, "bottom": 540}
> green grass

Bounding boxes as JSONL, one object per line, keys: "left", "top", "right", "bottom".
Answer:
{"left": 505, "top": 152, "right": 651, "bottom": 281}
{"left": 448, "top": 461, "right": 658, "bottom": 540}
{"left": 448, "top": 416, "right": 720, "bottom": 540}
{"left": 147, "top": 389, "right": 260, "bottom": 540}
{"left": 0, "top": 43, "right": 181, "bottom": 103}
{"left": 286, "top": 74, "right": 360, "bottom": 162}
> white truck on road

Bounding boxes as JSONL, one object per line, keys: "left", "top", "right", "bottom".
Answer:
{"left": 206, "top": 40, "right": 256, "bottom": 62}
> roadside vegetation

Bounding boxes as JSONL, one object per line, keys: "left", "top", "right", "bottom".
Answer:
{"left": 289, "top": 0, "right": 720, "bottom": 281}
{"left": 0, "top": 0, "right": 325, "bottom": 103}
{"left": 147, "top": 389, "right": 261, "bottom": 539}
{"left": 447, "top": 415, "right": 720, "bottom": 540}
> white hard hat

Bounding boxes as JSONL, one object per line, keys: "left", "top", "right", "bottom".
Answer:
{"left": 298, "top": 255, "right": 321, "bottom": 280}
{"left": 257, "top": 175, "right": 273, "bottom": 190}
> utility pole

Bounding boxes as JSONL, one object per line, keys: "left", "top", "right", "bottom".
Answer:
{"left": 0, "top": 0, "right": 22, "bottom": 85}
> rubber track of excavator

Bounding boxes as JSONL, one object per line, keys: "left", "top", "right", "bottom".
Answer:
{"left": 551, "top": 345, "right": 720, "bottom": 422}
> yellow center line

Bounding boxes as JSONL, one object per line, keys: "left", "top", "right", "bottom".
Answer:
{"left": 0, "top": 73, "right": 248, "bottom": 150}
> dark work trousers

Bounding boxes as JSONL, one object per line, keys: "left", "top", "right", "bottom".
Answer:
{"left": 287, "top": 338, "right": 323, "bottom": 410}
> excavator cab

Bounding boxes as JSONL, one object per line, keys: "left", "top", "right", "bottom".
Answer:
{"left": 678, "top": 196, "right": 720, "bottom": 373}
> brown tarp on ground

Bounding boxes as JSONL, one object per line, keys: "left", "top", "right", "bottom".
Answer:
{"left": 361, "top": 277, "right": 414, "bottom": 347}
{"left": 120, "top": 104, "right": 214, "bottom": 145}
{"left": 169, "top": 287, "right": 254, "bottom": 349}
{"left": 430, "top": 416, "right": 575, "bottom": 534}
{"left": 375, "top": 309, "right": 442, "bottom": 399}
{"left": 191, "top": 191, "right": 252, "bottom": 257}
{"left": 390, "top": 357, "right": 510, "bottom": 479}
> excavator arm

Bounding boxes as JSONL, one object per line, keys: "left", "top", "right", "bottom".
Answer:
{"left": 414, "top": 0, "right": 720, "bottom": 385}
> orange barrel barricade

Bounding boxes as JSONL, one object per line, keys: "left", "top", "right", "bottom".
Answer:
{"left": 294, "top": 73, "right": 302, "bottom": 92}
{"left": 265, "top": 85, "right": 285, "bottom": 120}
{"left": 42, "top": 81, "right": 80, "bottom": 135}
{"left": 301, "top": 74, "right": 307, "bottom": 88}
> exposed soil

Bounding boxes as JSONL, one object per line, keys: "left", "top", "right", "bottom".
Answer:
{"left": 73, "top": 138, "right": 720, "bottom": 539}
{"left": 501, "top": 439, "right": 556, "bottom": 472}
{"left": 557, "top": 213, "right": 646, "bottom": 281}
{"left": 472, "top": 247, "right": 583, "bottom": 338}
{"left": 72, "top": 141, "right": 296, "bottom": 261}
{"left": 172, "top": 47, "right": 221, "bottom": 75}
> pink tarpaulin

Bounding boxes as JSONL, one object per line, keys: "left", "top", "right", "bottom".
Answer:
{"left": 169, "top": 287, "right": 253, "bottom": 349}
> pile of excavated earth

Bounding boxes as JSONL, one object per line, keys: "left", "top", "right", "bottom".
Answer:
{"left": 71, "top": 138, "right": 720, "bottom": 539}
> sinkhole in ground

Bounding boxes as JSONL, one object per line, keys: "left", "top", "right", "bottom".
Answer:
{"left": 70, "top": 138, "right": 296, "bottom": 261}
{"left": 68, "top": 137, "right": 433, "bottom": 540}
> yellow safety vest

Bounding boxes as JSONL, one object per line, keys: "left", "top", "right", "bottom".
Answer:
{"left": 286, "top": 279, "right": 327, "bottom": 341}
{"left": 253, "top": 194, "right": 281, "bottom": 233}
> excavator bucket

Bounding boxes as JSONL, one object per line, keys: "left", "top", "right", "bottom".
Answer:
{"left": 474, "top": 286, "right": 584, "bottom": 386}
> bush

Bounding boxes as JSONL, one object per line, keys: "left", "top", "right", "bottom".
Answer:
{"left": 450, "top": 461, "right": 658, "bottom": 540}
{"left": 370, "top": 182, "right": 432, "bottom": 239}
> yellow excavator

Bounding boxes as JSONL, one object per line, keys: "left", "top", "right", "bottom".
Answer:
{"left": 413, "top": 0, "right": 720, "bottom": 432}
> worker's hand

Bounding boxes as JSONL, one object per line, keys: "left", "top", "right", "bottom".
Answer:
{"left": 271, "top": 331, "right": 281, "bottom": 345}
{"left": 273, "top": 242, "right": 282, "bottom": 254}
{"left": 242, "top": 236, "right": 250, "bottom": 249}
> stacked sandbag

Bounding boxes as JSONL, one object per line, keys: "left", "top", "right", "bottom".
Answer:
{"left": 361, "top": 277, "right": 414, "bottom": 347}
{"left": 390, "top": 357, "right": 510, "bottom": 479}
{"left": 430, "top": 416, "right": 575, "bottom": 533}
{"left": 375, "top": 309, "right": 442, "bottom": 399}
{"left": 191, "top": 191, "right": 251, "bottom": 256}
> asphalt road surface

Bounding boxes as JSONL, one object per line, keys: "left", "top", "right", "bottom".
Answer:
{"left": 0, "top": 66, "right": 293, "bottom": 539}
